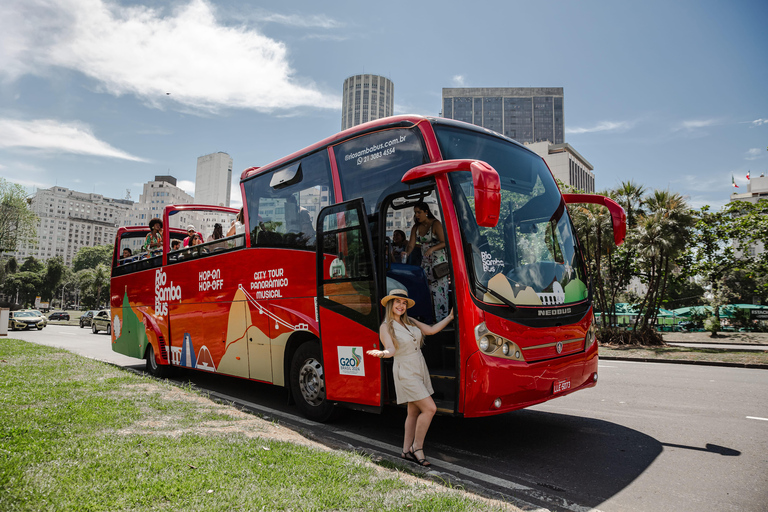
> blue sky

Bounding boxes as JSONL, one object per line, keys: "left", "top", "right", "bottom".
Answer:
{"left": 1, "top": 0, "right": 766, "bottom": 210}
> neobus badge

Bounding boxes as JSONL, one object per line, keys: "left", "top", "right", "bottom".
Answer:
{"left": 538, "top": 307, "right": 572, "bottom": 316}
{"left": 337, "top": 346, "right": 365, "bottom": 377}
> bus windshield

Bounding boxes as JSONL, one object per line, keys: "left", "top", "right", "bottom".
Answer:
{"left": 435, "top": 124, "right": 589, "bottom": 307}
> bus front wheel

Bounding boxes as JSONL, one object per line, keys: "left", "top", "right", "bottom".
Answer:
{"left": 146, "top": 344, "right": 170, "bottom": 378}
{"left": 290, "top": 342, "right": 335, "bottom": 422}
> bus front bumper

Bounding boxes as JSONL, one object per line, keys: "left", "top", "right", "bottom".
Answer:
{"left": 462, "top": 344, "right": 598, "bottom": 418}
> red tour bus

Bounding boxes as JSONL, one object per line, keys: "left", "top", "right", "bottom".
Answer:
{"left": 110, "top": 115, "right": 625, "bottom": 421}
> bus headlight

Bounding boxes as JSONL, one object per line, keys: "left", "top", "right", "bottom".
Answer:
{"left": 502, "top": 343, "right": 510, "bottom": 356}
{"left": 479, "top": 335, "right": 494, "bottom": 352}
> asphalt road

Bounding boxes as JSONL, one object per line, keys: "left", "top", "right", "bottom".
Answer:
{"left": 8, "top": 324, "right": 768, "bottom": 512}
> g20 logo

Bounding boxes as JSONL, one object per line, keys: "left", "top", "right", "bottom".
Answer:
{"left": 337, "top": 346, "right": 365, "bottom": 376}
{"left": 339, "top": 348, "right": 362, "bottom": 368}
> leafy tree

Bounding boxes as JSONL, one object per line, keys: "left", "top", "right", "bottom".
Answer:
{"left": 72, "top": 245, "right": 113, "bottom": 272}
{"left": 42, "top": 257, "right": 66, "bottom": 302}
{"left": 76, "top": 264, "right": 110, "bottom": 309}
{"left": 664, "top": 274, "right": 705, "bottom": 309}
{"left": 0, "top": 178, "right": 37, "bottom": 254}
{"left": 5, "top": 257, "right": 19, "bottom": 274}
{"left": 20, "top": 256, "right": 44, "bottom": 273}
{"left": 2, "top": 271, "right": 43, "bottom": 307}
{"left": 683, "top": 200, "right": 768, "bottom": 336}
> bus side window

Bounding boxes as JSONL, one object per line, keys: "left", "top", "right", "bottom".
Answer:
{"left": 243, "top": 150, "right": 334, "bottom": 250}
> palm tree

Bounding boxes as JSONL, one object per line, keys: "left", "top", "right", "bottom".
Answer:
{"left": 633, "top": 190, "right": 693, "bottom": 333}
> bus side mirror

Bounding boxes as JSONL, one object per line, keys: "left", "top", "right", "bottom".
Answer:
{"left": 402, "top": 159, "right": 501, "bottom": 227}
{"left": 562, "top": 193, "right": 627, "bottom": 246}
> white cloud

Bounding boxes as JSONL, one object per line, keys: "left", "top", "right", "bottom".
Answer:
{"left": 566, "top": 120, "right": 634, "bottom": 135}
{"left": 0, "top": 0, "right": 339, "bottom": 113}
{"left": 752, "top": 119, "right": 768, "bottom": 126}
{"left": 675, "top": 119, "right": 717, "bottom": 131}
{"left": 255, "top": 12, "right": 343, "bottom": 29}
{"left": 177, "top": 180, "right": 196, "bottom": 196}
{"left": 451, "top": 75, "right": 466, "bottom": 86}
{"left": 745, "top": 148, "right": 763, "bottom": 161}
{"left": 0, "top": 118, "right": 146, "bottom": 161}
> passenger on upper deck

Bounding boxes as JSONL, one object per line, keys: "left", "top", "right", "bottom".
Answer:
{"left": 121, "top": 248, "right": 134, "bottom": 263}
{"left": 183, "top": 224, "right": 203, "bottom": 247}
{"left": 227, "top": 208, "right": 245, "bottom": 237}
{"left": 207, "top": 223, "right": 228, "bottom": 250}
{"left": 142, "top": 218, "right": 163, "bottom": 255}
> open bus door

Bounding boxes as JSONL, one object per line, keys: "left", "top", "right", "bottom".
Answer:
{"left": 316, "top": 199, "right": 383, "bottom": 413}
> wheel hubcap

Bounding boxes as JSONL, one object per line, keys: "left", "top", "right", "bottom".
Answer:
{"left": 298, "top": 358, "right": 325, "bottom": 406}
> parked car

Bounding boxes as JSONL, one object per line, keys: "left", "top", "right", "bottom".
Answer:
{"left": 80, "top": 310, "right": 97, "bottom": 328}
{"left": 22, "top": 310, "right": 48, "bottom": 328}
{"left": 8, "top": 311, "right": 46, "bottom": 330}
{"left": 91, "top": 310, "right": 112, "bottom": 334}
{"left": 48, "top": 311, "right": 70, "bottom": 321}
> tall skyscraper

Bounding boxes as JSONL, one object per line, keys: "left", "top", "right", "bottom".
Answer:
{"left": 195, "top": 152, "right": 233, "bottom": 207}
{"left": 341, "top": 74, "right": 394, "bottom": 130}
{"left": 442, "top": 87, "right": 564, "bottom": 144}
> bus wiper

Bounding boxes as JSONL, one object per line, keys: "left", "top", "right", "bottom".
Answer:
{"left": 475, "top": 280, "right": 517, "bottom": 311}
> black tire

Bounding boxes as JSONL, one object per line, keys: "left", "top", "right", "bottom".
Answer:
{"left": 290, "top": 342, "right": 336, "bottom": 422}
{"left": 145, "top": 344, "right": 171, "bottom": 378}
{"left": 92, "top": 323, "right": 98, "bottom": 334}
{"left": 80, "top": 321, "right": 84, "bottom": 328}
{"left": 106, "top": 323, "right": 112, "bottom": 335}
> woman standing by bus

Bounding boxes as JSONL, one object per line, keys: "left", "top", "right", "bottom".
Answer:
{"left": 367, "top": 289, "right": 454, "bottom": 467}
{"left": 404, "top": 202, "right": 450, "bottom": 321}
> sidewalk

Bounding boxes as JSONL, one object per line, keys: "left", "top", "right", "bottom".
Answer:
{"left": 662, "top": 331, "right": 768, "bottom": 346}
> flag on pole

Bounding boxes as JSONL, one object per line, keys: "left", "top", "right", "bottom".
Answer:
{"left": 746, "top": 170, "right": 750, "bottom": 180}
{"left": 732, "top": 174, "right": 739, "bottom": 188}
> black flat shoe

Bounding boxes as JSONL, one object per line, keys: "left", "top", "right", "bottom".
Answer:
{"left": 412, "top": 448, "right": 431, "bottom": 467}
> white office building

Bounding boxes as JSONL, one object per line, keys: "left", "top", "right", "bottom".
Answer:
{"left": 195, "top": 152, "right": 233, "bottom": 207}
{"left": 13, "top": 186, "right": 133, "bottom": 266}
{"left": 730, "top": 173, "right": 768, "bottom": 259}
{"left": 525, "top": 141, "right": 595, "bottom": 193}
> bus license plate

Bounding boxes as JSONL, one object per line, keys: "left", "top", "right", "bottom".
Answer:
{"left": 553, "top": 379, "right": 571, "bottom": 394}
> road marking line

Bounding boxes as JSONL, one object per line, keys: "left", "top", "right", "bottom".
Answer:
{"left": 746, "top": 416, "right": 768, "bottom": 421}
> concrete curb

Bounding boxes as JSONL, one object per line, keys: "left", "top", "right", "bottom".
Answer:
{"left": 600, "top": 355, "right": 768, "bottom": 370}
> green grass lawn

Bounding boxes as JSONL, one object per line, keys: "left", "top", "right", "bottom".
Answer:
{"left": 0, "top": 339, "right": 516, "bottom": 512}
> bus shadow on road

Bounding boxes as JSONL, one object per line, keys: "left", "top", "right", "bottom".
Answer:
{"left": 425, "top": 409, "right": 664, "bottom": 508}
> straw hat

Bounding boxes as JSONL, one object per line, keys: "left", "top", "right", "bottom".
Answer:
{"left": 380, "top": 288, "right": 415, "bottom": 308}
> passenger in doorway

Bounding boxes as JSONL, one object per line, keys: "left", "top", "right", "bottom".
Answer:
{"left": 390, "top": 229, "right": 408, "bottom": 263}
{"left": 142, "top": 218, "right": 163, "bottom": 255}
{"left": 404, "top": 202, "right": 450, "bottom": 321}
{"left": 367, "top": 289, "right": 454, "bottom": 468}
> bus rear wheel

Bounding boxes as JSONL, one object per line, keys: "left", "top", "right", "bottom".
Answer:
{"left": 290, "top": 342, "right": 335, "bottom": 422}
{"left": 145, "top": 344, "right": 170, "bottom": 378}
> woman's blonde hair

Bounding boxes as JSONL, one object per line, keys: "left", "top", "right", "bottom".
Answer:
{"left": 383, "top": 300, "right": 420, "bottom": 350}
